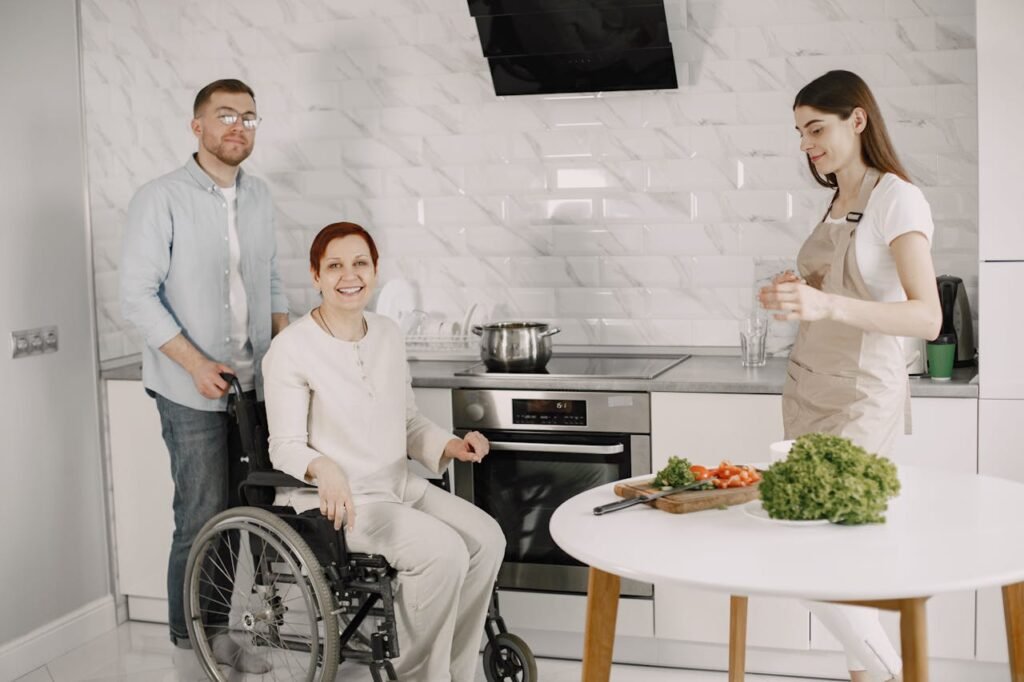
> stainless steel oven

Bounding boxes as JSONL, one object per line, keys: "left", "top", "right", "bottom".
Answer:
{"left": 452, "top": 389, "right": 653, "bottom": 598}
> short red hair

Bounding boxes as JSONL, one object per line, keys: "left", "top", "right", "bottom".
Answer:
{"left": 309, "top": 222, "right": 379, "bottom": 274}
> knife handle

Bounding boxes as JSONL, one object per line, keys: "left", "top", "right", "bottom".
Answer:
{"left": 593, "top": 496, "right": 647, "bottom": 515}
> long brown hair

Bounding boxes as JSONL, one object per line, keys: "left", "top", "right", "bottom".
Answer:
{"left": 793, "top": 70, "right": 910, "bottom": 188}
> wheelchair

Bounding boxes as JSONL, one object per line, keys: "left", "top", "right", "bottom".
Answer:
{"left": 182, "top": 375, "right": 537, "bottom": 681}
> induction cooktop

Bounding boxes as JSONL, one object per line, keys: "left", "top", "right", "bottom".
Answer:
{"left": 454, "top": 354, "right": 690, "bottom": 380}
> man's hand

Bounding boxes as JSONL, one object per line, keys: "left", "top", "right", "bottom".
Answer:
{"left": 444, "top": 431, "right": 490, "bottom": 464}
{"left": 190, "top": 359, "right": 235, "bottom": 399}
{"left": 272, "top": 312, "right": 289, "bottom": 338}
{"left": 307, "top": 456, "right": 356, "bottom": 531}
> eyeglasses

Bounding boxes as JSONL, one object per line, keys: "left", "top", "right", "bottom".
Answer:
{"left": 213, "top": 109, "right": 261, "bottom": 131}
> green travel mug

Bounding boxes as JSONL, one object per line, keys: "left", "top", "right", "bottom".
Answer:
{"left": 926, "top": 333, "right": 956, "bottom": 381}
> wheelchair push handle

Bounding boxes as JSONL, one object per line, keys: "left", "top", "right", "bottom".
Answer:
{"left": 220, "top": 372, "right": 243, "bottom": 398}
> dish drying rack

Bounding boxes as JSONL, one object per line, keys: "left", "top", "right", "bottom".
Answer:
{"left": 405, "top": 333, "right": 478, "bottom": 359}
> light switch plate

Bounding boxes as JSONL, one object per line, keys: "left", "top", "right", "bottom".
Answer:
{"left": 11, "top": 326, "right": 58, "bottom": 359}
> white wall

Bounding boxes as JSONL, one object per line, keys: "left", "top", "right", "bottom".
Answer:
{"left": 81, "top": 0, "right": 979, "bottom": 358}
{"left": 0, "top": 0, "right": 110, "bottom": 649}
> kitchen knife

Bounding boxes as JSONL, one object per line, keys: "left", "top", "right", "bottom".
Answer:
{"left": 592, "top": 479, "right": 710, "bottom": 515}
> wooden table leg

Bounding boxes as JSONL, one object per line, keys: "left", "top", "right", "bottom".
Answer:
{"left": 899, "top": 597, "right": 929, "bottom": 682}
{"left": 582, "top": 567, "right": 620, "bottom": 682}
{"left": 1003, "top": 582, "right": 1024, "bottom": 682}
{"left": 729, "top": 595, "right": 748, "bottom": 682}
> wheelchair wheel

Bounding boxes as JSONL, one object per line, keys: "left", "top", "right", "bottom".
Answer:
{"left": 184, "top": 507, "right": 340, "bottom": 681}
{"left": 482, "top": 633, "right": 537, "bottom": 682}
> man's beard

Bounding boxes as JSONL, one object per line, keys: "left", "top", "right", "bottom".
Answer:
{"left": 204, "top": 134, "right": 252, "bottom": 166}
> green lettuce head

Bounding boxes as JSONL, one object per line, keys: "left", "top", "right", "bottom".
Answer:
{"left": 759, "top": 433, "right": 900, "bottom": 524}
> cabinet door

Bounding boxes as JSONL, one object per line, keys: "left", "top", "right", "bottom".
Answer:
{"left": 976, "top": 399, "right": 1024, "bottom": 663}
{"left": 412, "top": 387, "right": 453, "bottom": 430}
{"left": 651, "top": 393, "right": 809, "bottom": 650}
{"left": 978, "top": 0, "right": 1024, "bottom": 260}
{"left": 979, "top": 263, "right": 1024, "bottom": 399}
{"left": 107, "top": 380, "right": 174, "bottom": 601}
{"left": 811, "top": 397, "right": 978, "bottom": 661}
{"left": 809, "top": 594, "right": 976, "bottom": 662}
{"left": 409, "top": 387, "right": 454, "bottom": 483}
{"left": 891, "top": 397, "right": 978, "bottom": 473}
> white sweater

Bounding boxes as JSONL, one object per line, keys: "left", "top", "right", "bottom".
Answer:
{"left": 261, "top": 311, "right": 454, "bottom": 513}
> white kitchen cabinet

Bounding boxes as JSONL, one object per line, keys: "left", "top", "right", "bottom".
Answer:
{"left": 650, "top": 392, "right": 809, "bottom": 650}
{"left": 978, "top": 262, "right": 1024, "bottom": 399}
{"left": 976, "top": 399, "right": 1024, "bottom": 663}
{"left": 809, "top": 593, "right": 976, "bottom": 662}
{"left": 412, "top": 387, "right": 453, "bottom": 430}
{"left": 812, "top": 397, "right": 979, "bottom": 661}
{"left": 409, "top": 387, "right": 454, "bottom": 483}
{"left": 891, "top": 397, "right": 978, "bottom": 473}
{"left": 106, "top": 380, "right": 174, "bottom": 622}
{"left": 652, "top": 392, "right": 980, "bottom": 661}
{"left": 978, "top": 0, "right": 1024, "bottom": 260}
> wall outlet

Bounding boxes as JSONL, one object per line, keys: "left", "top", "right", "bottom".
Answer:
{"left": 11, "top": 326, "right": 58, "bottom": 359}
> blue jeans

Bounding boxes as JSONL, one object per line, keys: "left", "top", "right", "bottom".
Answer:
{"left": 154, "top": 391, "right": 248, "bottom": 646}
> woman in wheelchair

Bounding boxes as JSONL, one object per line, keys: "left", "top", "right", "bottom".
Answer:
{"left": 261, "top": 221, "right": 506, "bottom": 682}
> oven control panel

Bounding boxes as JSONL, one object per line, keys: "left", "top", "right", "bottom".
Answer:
{"left": 512, "top": 398, "right": 587, "bottom": 426}
{"left": 452, "top": 390, "right": 650, "bottom": 433}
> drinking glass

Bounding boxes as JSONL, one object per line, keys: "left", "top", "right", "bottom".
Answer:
{"left": 740, "top": 316, "right": 768, "bottom": 368}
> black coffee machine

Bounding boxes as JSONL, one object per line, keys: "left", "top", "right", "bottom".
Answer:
{"left": 936, "top": 275, "right": 976, "bottom": 367}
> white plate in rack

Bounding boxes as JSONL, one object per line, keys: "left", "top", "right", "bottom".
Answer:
{"left": 374, "top": 279, "right": 417, "bottom": 326}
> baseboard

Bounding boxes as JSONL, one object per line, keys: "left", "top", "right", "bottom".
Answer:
{"left": 0, "top": 594, "right": 117, "bottom": 680}
{"left": 512, "top": 628, "right": 1010, "bottom": 682}
{"left": 126, "top": 596, "right": 168, "bottom": 624}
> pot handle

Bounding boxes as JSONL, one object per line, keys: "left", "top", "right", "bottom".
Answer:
{"left": 471, "top": 325, "right": 484, "bottom": 336}
{"left": 540, "top": 327, "right": 561, "bottom": 338}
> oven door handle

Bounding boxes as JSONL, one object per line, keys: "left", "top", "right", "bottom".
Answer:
{"left": 488, "top": 441, "right": 625, "bottom": 455}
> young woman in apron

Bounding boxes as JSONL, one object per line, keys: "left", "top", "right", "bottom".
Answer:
{"left": 759, "top": 71, "right": 943, "bottom": 682}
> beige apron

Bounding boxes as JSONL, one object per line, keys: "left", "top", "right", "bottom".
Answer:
{"left": 782, "top": 168, "right": 909, "bottom": 458}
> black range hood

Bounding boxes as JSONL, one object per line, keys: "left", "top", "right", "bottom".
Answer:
{"left": 468, "top": 0, "right": 679, "bottom": 96}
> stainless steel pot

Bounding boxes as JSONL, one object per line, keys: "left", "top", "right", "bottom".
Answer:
{"left": 471, "top": 321, "right": 561, "bottom": 372}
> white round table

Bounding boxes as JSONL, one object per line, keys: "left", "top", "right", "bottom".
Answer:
{"left": 550, "top": 466, "right": 1024, "bottom": 682}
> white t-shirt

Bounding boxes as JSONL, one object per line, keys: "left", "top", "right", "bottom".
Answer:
{"left": 824, "top": 172, "right": 934, "bottom": 303}
{"left": 222, "top": 185, "right": 254, "bottom": 390}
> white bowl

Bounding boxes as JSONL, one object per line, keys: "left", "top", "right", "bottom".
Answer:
{"left": 768, "top": 439, "right": 796, "bottom": 462}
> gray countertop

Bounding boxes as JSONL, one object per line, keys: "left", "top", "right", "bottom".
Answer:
{"left": 100, "top": 351, "right": 978, "bottom": 398}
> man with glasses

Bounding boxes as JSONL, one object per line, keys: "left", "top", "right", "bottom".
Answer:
{"left": 120, "top": 78, "right": 287, "bottom": 674}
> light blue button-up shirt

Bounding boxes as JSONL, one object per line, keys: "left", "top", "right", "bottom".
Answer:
{"left": 120, "top": 156, "right": 289, "bottom": 411}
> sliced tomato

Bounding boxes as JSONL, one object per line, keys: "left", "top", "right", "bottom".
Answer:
{"left": 690, "top": 465, "right": 711, "bottom": 481}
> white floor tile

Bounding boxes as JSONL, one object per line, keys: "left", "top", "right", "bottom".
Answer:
{"left": 37, "top": 622, "right": 835, "bottom": 682}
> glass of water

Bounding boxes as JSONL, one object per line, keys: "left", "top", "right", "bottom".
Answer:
{"left": 739, "top": 316, "right": 768, "bottom": 367}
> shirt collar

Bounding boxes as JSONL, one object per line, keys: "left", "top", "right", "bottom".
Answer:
{"left": 184, "top": 154, "right": 246, "bottom": 192}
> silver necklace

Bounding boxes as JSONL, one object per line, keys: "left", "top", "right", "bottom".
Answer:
{"left": 316, "top": 307, "right": 366, "bottom": 341}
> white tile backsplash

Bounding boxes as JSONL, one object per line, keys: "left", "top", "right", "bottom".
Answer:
{"left": 83, "top": 0, "right": 978, "bottom": 356}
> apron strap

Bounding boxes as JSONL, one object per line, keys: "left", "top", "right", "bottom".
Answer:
{"left": 844, "top": 167, "right": 880, "bottom": 223}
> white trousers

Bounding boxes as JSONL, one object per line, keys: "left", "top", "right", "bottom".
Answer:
{"left": 345, "top": 482, "right": 506, "bottom": 682}
{"left": 805, "top": 602, "right": 902, "bottom": 680}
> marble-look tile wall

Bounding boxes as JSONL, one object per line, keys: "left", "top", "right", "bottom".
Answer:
{"left": 82, "top": 0, "right": 978, "bottom": 360}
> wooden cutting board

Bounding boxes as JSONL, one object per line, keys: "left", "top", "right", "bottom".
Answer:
{"left": 613, "top": 479, "right": 760, "bottom": 514}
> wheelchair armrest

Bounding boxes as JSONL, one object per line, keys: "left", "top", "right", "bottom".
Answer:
{"left": 243, "top": 470, "right": 314, "bottom": 489}
{"left": 239, "top": 470, "right": 314, "bottom": 506}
